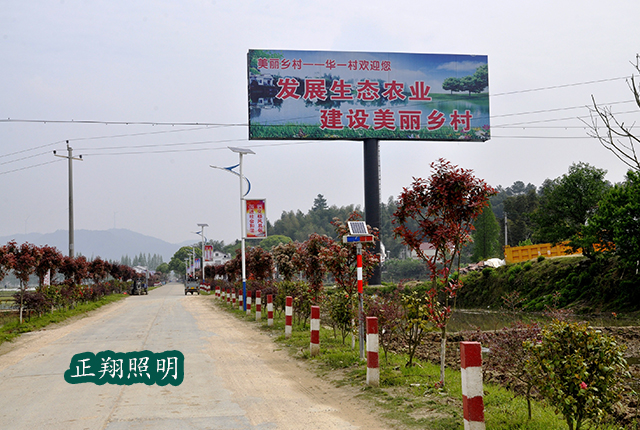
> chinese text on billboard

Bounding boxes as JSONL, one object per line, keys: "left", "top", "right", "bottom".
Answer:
{"left": 248, "top": 50, "right": 489, "bottom": 142}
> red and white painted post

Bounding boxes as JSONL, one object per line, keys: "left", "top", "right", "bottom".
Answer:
{"left": 285, "top": 296, "right": 293, "bottom": 339}
{"left": 461, "top": 341, "right": 485, "bottom": 430}
{"left": 246, "top": 294, "right": 252, "bottom": 315}
{"left": 366, "top": 316, "right": 379, "bottom": 386}
{"left": 357, "top": 244, "right": 365, "bottom": 360}
{"left": 232, "top": 289, "right": 236, "bottom": 306}
{"left": 255, "top": 290, "right": 262, "bottom": 321}
{"left": 310, "top": 305, "right": 320, "bottom": 356}
{"left": 267, "top": 294, "right": 274, "bottom": 326}
{"left": 226, "top": 288, "right": 230, "bottom": 304}
{"left": 238, "top": 290, "right": 243, "bottom": 311}
{"left": 215, "top": 285, "right": 220, "bottom": 298}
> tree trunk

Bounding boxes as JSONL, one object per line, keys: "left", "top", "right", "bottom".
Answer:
{"left": 440, "top": 326, "right": 447, "bottom": 386}
{"left": 19, "top": 285, "right": 24, "bottom": 324}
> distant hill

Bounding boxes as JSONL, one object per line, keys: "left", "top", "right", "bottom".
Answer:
{"left": 0, "top": 229, "right": 185, "bottom": 263}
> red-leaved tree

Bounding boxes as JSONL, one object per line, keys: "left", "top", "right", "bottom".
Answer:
{"left": 12, "top": 242, "right": 43, "bottom": 323}
{"left": 35, "top": 245, "right": 63, "bottom": 286}
{"left": 320, "top": 213, "right": 379, "bottom": 346}
{"left": 393, "top": 158, "right": 495, "bottom": 385}
{"left": 0, "top": 242, "right": 16, "bottom": 284}
{"left": 89, "top": 257, "right": 109, "bottom": 284}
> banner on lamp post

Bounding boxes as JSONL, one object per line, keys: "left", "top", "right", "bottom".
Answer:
{"left": 246, "top": 199, "right": 267, "bottom": 238}
{"left": 204, "top": 245, "right": 213, "bottom": 262}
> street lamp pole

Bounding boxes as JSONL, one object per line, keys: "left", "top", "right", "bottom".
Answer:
{"left": 197, "top": 223, "right": 208, "bottom": 283}
{"left": 229, "top": 147, "right": 255, "bottom": 311}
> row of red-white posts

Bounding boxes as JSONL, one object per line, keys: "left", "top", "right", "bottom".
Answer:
{"left": 213, "top": 286, "right": 485, "bottom": 430}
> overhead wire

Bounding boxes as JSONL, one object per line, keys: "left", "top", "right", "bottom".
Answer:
{"left": 1, "top": 73, "right": 638, "bottom": 173}
{"left": 0, "top": 159, "right": 64, "bottom": 176}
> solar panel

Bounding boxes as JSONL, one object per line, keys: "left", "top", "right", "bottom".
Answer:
{"left": 347, "top": 221, "right": 368, "bottom": 236}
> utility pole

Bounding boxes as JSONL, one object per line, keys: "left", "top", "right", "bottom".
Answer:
{"left": 54, "top": 141, "right": 83, "bottom": 257}
{"left": 504, "top": 211, "right": 508, "bottom": 248}
{"left": 197, "top": 223, "right": 208, "bottom": 283}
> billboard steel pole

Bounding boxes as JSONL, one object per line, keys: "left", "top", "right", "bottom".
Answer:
{"left": 363, "top": 138, "right": 381, "bottom": 285}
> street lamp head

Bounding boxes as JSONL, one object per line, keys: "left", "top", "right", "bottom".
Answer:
{"left": 197, "top": 223, "right": 209, "bottom": 228}
{"left": 228, "top": 146, "right": 255, "bottom": 155}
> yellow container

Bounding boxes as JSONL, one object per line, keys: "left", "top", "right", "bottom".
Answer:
{"left": 504, "top": 243, "right": 579, "bottom": 263}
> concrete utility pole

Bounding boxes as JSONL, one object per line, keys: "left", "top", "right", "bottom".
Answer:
{"left": 197, "top": 223, "right": 208, "bottom": 283}
{"left": 54, "top": 141, "right": 83, "bottom": 257}
{"left": 504, "top": 212, "right": 508, "bottom": 247}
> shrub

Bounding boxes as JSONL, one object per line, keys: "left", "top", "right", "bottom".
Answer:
{"left": 537, "top": 255, "right": 545, "bottom": 262}
{"left": 473, "top": 321, "right": 542, "bottom": 419}
{"left": 525, "top": 321, "right": 629, "bottom": 430}
{"left": 326, "top": 291, "right": 354, "bottom": 344}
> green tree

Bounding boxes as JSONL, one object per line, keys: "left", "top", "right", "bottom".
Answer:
{"left": 168, "top": 246, "right": 201, "bottom": 278}
{"left": 525, "top": 321, "right": 629, "bottom": 430}
{"left": 533, "top": 162, "right": 610, "bottom": 256}
{"left": 585, "top": 169, "right": 640, "bottom": 266}
{"left": 504, "top": 189, "right": 539, "bottom": 246}
{"left": 258, "top": 234, "right": 292, "bottom": 251}
{"left": 379, "top": 196, "right": 405, "bottom": 259}
{"left": 471, "top": 201, "right": 501, "bottom": 261}
{"left": 490, "top": 181, "right": 537, "bottom": 222}
{"left": 472, "top": 64, "right": 489, "bottom": 92}
{"left": 155, "top": 262, "right": 169, "bottom": 274}
{"left": 312, "top": 194, "right": 328, "bottom": 211}
{"left": 382, "top": 258, "right": 429, "bottom": 282}
{"left": 442, "top": 77, "right": 462, "bottom": 94}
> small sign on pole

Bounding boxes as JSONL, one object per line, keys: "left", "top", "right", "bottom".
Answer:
{"left": 246, "top": 199, "right": 267, "bottom": 238}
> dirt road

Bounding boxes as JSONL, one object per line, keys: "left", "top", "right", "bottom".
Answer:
{"left": 0, "top": 283, "right": 387, "bottom": 429}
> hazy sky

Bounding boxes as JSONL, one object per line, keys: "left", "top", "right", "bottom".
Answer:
{"left": 2, "top": 0, "right": 639, "bottom": 247}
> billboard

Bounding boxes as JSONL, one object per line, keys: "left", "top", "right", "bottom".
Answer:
{"left": 246, "top": 199, "right": 267, "bottom": 238}
{"left": 248, "top": 49, "right": 489, "bottom": 142}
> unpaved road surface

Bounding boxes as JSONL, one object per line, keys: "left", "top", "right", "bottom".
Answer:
{"left": 0, "top": 283, "right": 387, "bottom": 430}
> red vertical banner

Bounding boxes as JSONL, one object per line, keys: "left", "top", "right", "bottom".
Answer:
{"left": 246, "top": 199, "right": 267, "bottom": 238}
{"left": 204, "top": 245, "right": 213, "bottom": 262}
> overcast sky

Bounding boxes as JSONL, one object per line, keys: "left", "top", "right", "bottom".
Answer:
{"left": 2, "top": 0, "right": 639, "bottom": 248}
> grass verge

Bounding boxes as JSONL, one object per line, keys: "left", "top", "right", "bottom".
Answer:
{"left": 0, "top": 294, "right": 127, "bottom": 346}
{"left": 209, "top": 293, "right": 632, "bottom": 430}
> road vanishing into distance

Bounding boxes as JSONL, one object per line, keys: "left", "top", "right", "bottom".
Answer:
{"left": 0, "top": 283, "right": 386, "bottom": 430}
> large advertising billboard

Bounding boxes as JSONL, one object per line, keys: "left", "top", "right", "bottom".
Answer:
{"left": 248, "top": 50, "right": 489, "bottom": 142}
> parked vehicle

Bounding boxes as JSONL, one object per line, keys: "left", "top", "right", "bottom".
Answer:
{"left": 131, "top": 278, "right": 148, "bottom": 295}
{"left": 184, "top": 278, "right": 200, "bottom": 295}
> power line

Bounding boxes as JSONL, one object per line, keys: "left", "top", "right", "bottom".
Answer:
{"left": 0, "top": 118, "right": 246, "bottom": 127}
{"left": 0, "top": 140, "right": 63, "bottom": 159}
{"left": 491, "top": 100, "right": 634, "bottom": 119}
{"left": 491, "top": 75, "right": 635, "bottom": 96}
{"left": 0, "top": 151, "right": 52, "bottom": 166}
{"left": 0, "top": 159, "right": 64, "bottom": 176}
{"left": 76, "top": 138, "right": 246, "bottom": 152}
